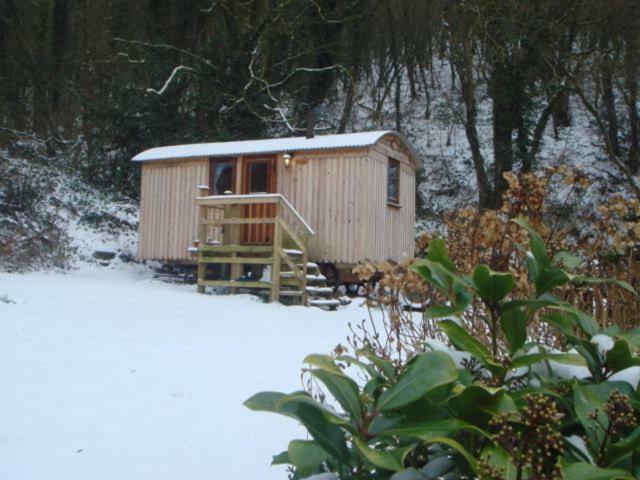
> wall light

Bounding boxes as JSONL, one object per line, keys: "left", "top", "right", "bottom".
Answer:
{"left": 282, "top": 152, "right": 292, "bottom": 168}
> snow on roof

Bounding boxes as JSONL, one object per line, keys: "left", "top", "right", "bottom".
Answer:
{"left": 132, "top": 130, "right": 417, "bottom": 162}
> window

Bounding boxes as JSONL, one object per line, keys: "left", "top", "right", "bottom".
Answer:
{"left": 210, "top": 159, "right": 235, "bottom": 195}
{"left": 387, "top": 158, "right": 400, "bottom": 205}
{"left": 247, "top": 161, "right": 269, "bottom": 193}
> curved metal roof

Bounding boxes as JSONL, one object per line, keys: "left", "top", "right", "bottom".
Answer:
{"left": 132, "top": 130, "right": 418, "bottom": 164}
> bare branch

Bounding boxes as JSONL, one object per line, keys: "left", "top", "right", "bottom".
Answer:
{"left": 147, "top": 66, "right": 194, "bottom": 95}
{"left": 109, "top": 35, "right": 215, "bottom": 69}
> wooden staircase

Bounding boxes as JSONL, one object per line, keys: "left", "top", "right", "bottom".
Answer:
{"left": 278, "top": 254, "right": 341, "bottom": 309}
{"left": 194, "top": 191, "right": 336, "bottom": 307}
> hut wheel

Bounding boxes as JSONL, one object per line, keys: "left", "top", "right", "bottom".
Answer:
{"left": 318, "top": 263, "right": 340, "bottom": 292}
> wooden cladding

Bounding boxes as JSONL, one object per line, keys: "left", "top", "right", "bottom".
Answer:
{"left": 137, "top": 134, "right": 417, "bottom": 264}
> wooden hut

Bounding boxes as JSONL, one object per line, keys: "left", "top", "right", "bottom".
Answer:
{"left": 133, "top": 130, "right": 418, "bottom": 304}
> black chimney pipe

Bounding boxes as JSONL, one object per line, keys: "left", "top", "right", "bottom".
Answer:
{"left": 306, "top": 109, "right": 315, "bottom": 139}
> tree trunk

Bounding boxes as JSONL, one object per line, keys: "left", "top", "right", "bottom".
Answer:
{"left": 624, "top": 30, "right": 639, "bottom": 173}
{"left": 488, "top": 62, "right": 514, "bottom": 206}
{"left": 454, "top": 39, "right": 493, "bottom": 208}
{"left": 601, "top": 48, "right": 621, "bottom": 156}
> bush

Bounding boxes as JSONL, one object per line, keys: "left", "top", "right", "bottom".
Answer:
{"left": 245, "top": 221, "right": 640, "bottom": 479}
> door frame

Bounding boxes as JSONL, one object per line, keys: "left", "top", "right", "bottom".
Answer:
{"left": 240, "top": 155, "right": 278, "bottom": 245}
{"left": 241, "top": 155, "right": 277, "bottom": 195}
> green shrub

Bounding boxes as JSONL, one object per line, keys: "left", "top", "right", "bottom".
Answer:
{"left": 246, "top": 219, "right": 640, "bottom": 480}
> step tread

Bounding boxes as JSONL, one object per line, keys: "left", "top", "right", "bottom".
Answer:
{"left": 308, "top": 299, "right": 341, "bottom": 307}
{"left": 280, "top": 271, "right": 327, "bottom": 281}
{"left": 306, "top": 286, "right": 333, "bottom": 294}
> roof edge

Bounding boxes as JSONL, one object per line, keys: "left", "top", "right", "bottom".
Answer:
{"left": 132, "top": 130, "right": 419, "bottom": 164}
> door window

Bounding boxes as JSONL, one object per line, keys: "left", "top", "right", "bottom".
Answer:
{"left": 248, "top": 161, "right": 270, "bottom": 193}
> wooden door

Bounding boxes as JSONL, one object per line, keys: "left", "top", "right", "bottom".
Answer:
{"left": 241, "top": 156, "right": 277, "bottom": 244}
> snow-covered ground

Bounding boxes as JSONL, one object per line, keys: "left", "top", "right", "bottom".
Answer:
{"left": 0, "top": 264, "right": 363, "bottom": 480}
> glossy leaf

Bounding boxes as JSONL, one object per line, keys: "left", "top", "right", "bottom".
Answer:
{"left": 510, "top": 351, "right": 587, "bottom": 370}
{"left": 383, "top": 418, "right": 488, "bottom": 440}
{"left": 535, "top": 267, "right": 571, "bottom": 295}
{"left": 513, "top": 217, "right": 551, "bottom": 274}
{"left": 310, "top": 368, "right": 362, "bottom": 420}
{"left": 473, "top": 264, "right": 514, "bottom": 304}
{"left": 438, "top": 320, "right": 505, "bottom": 376}
{"left": 358, "top": 345, "right": 395, "bottom": 381}
{"left": 479, "top": 445, "right": 516, "bottom": 480}
{"left": 605, "top": 339, "right": 640, "bottom": 373}
{"left": 353, "top": 438, "right": 411, "bottom": 471}
{"left": 603, "top": 426, "right": 640, "bottom": 467}
{"left": 562, "top": 461, "right": 634, "bottom": 480}
{"left": 449, "top": 385, "right": 518, "bottom": 426}
{"left": 278, "top": 396, "right": 350, "bottom": 464}
{"left": 288, "top": 440, "right": 331, "bottom": 477}
{"left": 376, "top": 351, "right": 457, "bottom": 411}
{"left": 500, "top": 307, "right": 527, "bottom": 353}
{"left": 303, "top": 354, "right": 343, "bottom": 375}
{"left": 243, "top": 391, "right": 299, "bottom": 420}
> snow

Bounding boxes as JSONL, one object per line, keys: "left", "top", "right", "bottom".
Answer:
{"left": 132, "top": 130, "right": 418, "bottom": 163}
{"left": 609, "top": 366, "right": 640, "bottom": 389}
{"left": 0, "top": 265, "right": 367, "bottom": 480}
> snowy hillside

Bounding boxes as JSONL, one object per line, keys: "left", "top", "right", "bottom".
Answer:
{"left": 0, "top": 146, "right": 138, "bottom": 271}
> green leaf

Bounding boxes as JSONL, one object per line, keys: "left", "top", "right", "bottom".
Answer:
{"left": 553, "top": 251, "right": 584, "bottom": 270}
{"left": 424, "top": 305, "right": 464, "bottom": 319}
{"left": 376, "top": 351, "right": 457, "bottom": 411}
{"left": 303, "top": 354, "right": 343, "bottom": 375}
{"left": 510, "top": 351, "right": 587, "bottom": 370}
{"left": 277, "top": 392, "right": 352, "bottom": 430}
{"left": 358, "top": 346, "right": 395, "bottom": 381}
{"left": 336, "top": 354, "right": 382, "bottom": 381}
{"left": 617, "top": 328, "right": 640, "bottom": 349}
{"left": 473, "top": 264, "right": 514, "bottom": 303}
{"left": 504, "top": 298, "right": 598, "bottom": 338}
{"left": 500, "top": 307, "right": 527, "bottom": 354}
{"left": 542, "top": 312, "right": 576, "bottom": 337}
{"left": 512, "top": 217, "right": 551, "bottom": 274}
{"left": 310, "top": 369, "right": 362, "bottom": 420}
{"left": 572, "top": 382, "right": 640, "bottom": 452}
{"left": 287, "top": 440, "right": 331, "bottom": 477}
{"left": 449, "top": 385, "right": 518, "bottom": 427}
{"left": 438, "top": 320, "right": 505, "bottom": 376}
{"left": 605, "top": 339, "right": 640, "bottom": 373}
{"left": 479, "top": 445, "right": 516, "bottom": 480}
{"left": 419, "top": 437, "right": 477, "bottom": 473}
{"left": 603, "top": 426, "right": 640, "bottom": 467}
{"left": 562, "top": 460, "right": 634, "bottom": 480}
{"left": 568, "top": 275, "right": 636, "bottom": 295}
{"left": 535, "top": 267, "right": 571, "bottom": 295}
{"left": 383, "top": 418, "right": 488, "bottom": 440}
{"left": 243, "top": 391, "right": 299, "bottom": 420}
{"left": 278, "top": 396, "right": 350, "bottom": 464}
{"left": 425, "top": 238, "right": 456, "bottom": 272}
{"left": 353, "top": 438, "right": 411, "bottom": 471}
{"left": 271, "top": 450, "right": 291, "bottom": 466}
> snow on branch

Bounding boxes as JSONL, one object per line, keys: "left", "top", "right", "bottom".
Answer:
{"left": 147, "top": 66, "right": 194, "bottom": 95}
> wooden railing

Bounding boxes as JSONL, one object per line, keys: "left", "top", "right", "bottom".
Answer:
{"left": 194, "top": 190, "right": 315, "bottom": 304}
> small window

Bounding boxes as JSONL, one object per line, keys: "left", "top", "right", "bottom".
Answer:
{"left": 211, "top": 159, "right": 235, "bottom": 195}
{"left": 387, "top": 158, "right": 400, "bottom": 205}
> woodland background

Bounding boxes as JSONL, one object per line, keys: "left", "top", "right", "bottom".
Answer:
{"left": 1, "top": 0, "right": 639, "bottom": 211}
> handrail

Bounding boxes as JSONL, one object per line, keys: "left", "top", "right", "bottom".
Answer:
{"left": 196, "top": 193, "right": 315, "bottom": 236}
